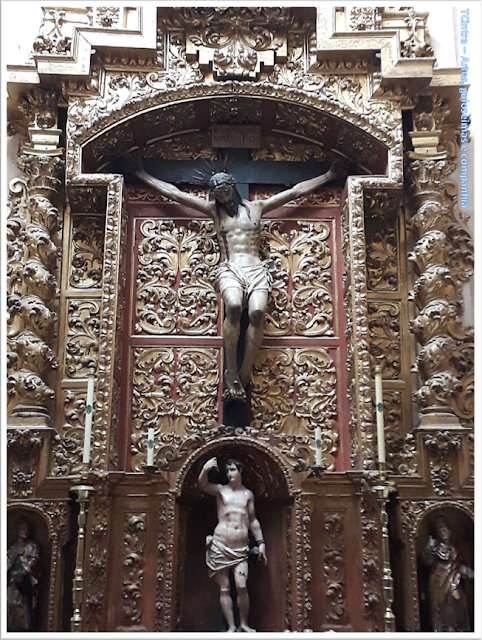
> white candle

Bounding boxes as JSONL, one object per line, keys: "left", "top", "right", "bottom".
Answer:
{"left": 374, "top": 367, "right": 386, "bottom": 464}
{"left": 314, "top": 427, "right": 323, "bottom": 466}
{"left": 147, "top": 428, "right": 154, "bottom": 466}
{"left": 82, "top": 375, "right": 95, "bottom": 464}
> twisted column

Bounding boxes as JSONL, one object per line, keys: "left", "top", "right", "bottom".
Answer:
{"left": 406, "top": 158, "right": 467, "bottom": 427}
{"left": 7, "top": 88, "right": 64, "bottom": 426}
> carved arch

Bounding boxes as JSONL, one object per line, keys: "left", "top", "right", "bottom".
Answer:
{"left": 174, "top": 434, "right": 296, "bottom": 499}
{"left": 66, "top": 81, "right": 402, "bottom": 183}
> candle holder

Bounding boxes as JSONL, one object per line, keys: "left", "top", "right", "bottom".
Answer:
{"left": 70, "top": 481, "right": 95, "bottom": 632}
{"left": 372, "top": 467, "right": 397, "bottom": 632}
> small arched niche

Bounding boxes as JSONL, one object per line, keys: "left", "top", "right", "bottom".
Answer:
{"left": 175, "top": 440, "right": 293, "bottom": 632}
{"left": 415, "top": 507, "right": 474, "bottom": 632}
{"left": 7, "top": 507, "right": 52, "bottom": 632}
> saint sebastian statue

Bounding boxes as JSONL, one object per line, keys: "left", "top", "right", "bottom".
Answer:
{"left": 126, "top": 157, "right": 340, "bottom": 402}
{"left": 421, "top": 516, "right": 474, "bottom": 632}
{"left": 198, "top": 457, "right": 267, "bottom": 632}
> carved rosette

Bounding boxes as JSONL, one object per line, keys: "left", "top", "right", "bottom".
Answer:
{"left": 406, "top": 155, "right": 473, "bottom": 426}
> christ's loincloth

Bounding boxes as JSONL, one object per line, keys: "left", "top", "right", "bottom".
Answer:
{"left": 205, "top": 535, "right": 249, "bottom": 579}
{"left": 214, "top": 261, "right": 272, "bottom": 305}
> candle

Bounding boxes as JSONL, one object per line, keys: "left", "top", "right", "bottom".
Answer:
{"left": 82, "top": 374, "right": 95, "bottom": 464}
{"left": 147, "top": 428, "right": 154, "bottom": 466}
{"left": 314, "top": 427, "right": 323, "bottom": 466}
{"left": 374, "top": 366, "right": 386, "bottom": 464}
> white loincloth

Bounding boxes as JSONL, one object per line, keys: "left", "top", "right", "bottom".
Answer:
{"left": 214, "top": 261, "right": 272, "bottom": 305}
{"left": 205, "top": 535, "right": 249, "bottom": 578}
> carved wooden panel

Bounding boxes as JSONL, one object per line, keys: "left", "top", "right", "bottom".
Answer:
{"left": 124, "top": 196, "right": 347, "bottom": 471}
{"left": 133, "top": 218, "right": 219, "bottom": 336}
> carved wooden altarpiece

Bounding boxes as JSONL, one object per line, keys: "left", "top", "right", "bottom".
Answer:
{"left": 6, "top": 6, "right": 473, "bottom": 633}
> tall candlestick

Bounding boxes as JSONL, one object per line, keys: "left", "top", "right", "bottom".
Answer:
{"left": 147, "top": 428, "right": 154, "bottom": 467}
{"left": 374, "top": 366, "right": 386, "bottom": 464}
{"left": 314, "top": 427, "right": 323, "bottom": 466}
{"left": 82, "top": 375, "right": 95, "bottom": 464}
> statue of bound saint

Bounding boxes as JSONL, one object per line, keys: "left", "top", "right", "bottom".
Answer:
{"left": 7, "top": 519, "right": 40, "bottom": 632}
{"left": 198, "top": 457, "right": 267, "bottom": 632}
{"left": 421, "top": 515, "right": 474, "bottom": 632}
{"left": 125, "top": 156, "right": 341, "bottom": 403}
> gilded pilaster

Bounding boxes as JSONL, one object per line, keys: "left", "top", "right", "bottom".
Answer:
{"left": 7, "top": 88, "right": 64, "bottom": 426}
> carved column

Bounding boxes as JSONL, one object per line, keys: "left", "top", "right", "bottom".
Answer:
{"left": 7, "top": 88, "right": 64, "bottom": 426}
{"left": 406, "top": 99, "right": 473, "bottom": 429}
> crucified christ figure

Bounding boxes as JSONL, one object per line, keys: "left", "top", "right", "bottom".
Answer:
{"left": 125, "top": 157, "right": 341, "bottom": 402}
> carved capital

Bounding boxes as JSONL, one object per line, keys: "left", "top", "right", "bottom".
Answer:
{"left": 406, "top": 159, "right": 450, "bottom": 202}
{"left": 18, "top": 155, "right": 64, "bottom": 196}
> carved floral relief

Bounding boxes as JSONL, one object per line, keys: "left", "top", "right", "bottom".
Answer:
{"left": 135, "top": 219, "right": 219, "bottom": 336}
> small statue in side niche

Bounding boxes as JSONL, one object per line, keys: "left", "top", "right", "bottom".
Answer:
{"left": 7, "top": 519, "right": 41, "bottom": 631}
{"left": 198, "top": 457, "right": 267, "bottom": 632}
{"left": 421, "top": 515, "right": 474, "bottom": 632}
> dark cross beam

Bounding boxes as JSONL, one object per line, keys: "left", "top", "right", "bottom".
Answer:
{"left": 143, "top": 149, "right": 336, "bottom": 199}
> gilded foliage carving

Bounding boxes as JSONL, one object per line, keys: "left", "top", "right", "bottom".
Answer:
{"left": 251, "top": 347, "right": 338, "bottom": 471}
{"left": 135, "top": 219, "right": 219, "bottom": 336}
{"left": 65, "top": 300, "right": 100, "bottom": 377}
{"left": 51, "top": 389, "right": 87, "bottom": 477}
{"left": 261, "top": 220, "right": 334, "bottom": 337}
{"left": 324, "top": 513, "right": 348, "bottom": 623}
{"left": 181, "top": 7, "right": 290, "bottom": 78}
{"left": 131, "top": 347, "right": 219, "bottom": 470}
{"left": 366, "top": 229, "right": 398, "bottom": 291}
{"left": 155, "top": 500, "right": 168, "bottom": 630}
{"left": 143, "top": 134, "right": 216, "bottom": 161}
{"left": 379, "top": 391, "right": 417, "bottom": 475}
{"left": 349, "top": 7, "right": 375, "bottom": 31}
{"left": 423, "top": 431, "right": 462, "bottom": 496}
{"left": 121, "top": 513, "right": 147, "bottom": 626}
{"left": 7, "top": 429, "right": 43, "bottom": 498}
{"left": 69, "top": 216, "right": 105, "bottom": 288}
{"left": 367, "top": 302, "right": 401, "bottom": 379}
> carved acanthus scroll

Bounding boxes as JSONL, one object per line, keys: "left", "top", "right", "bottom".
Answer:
{"left": 135, "top": 219, "right": 219, "bottom": 336}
